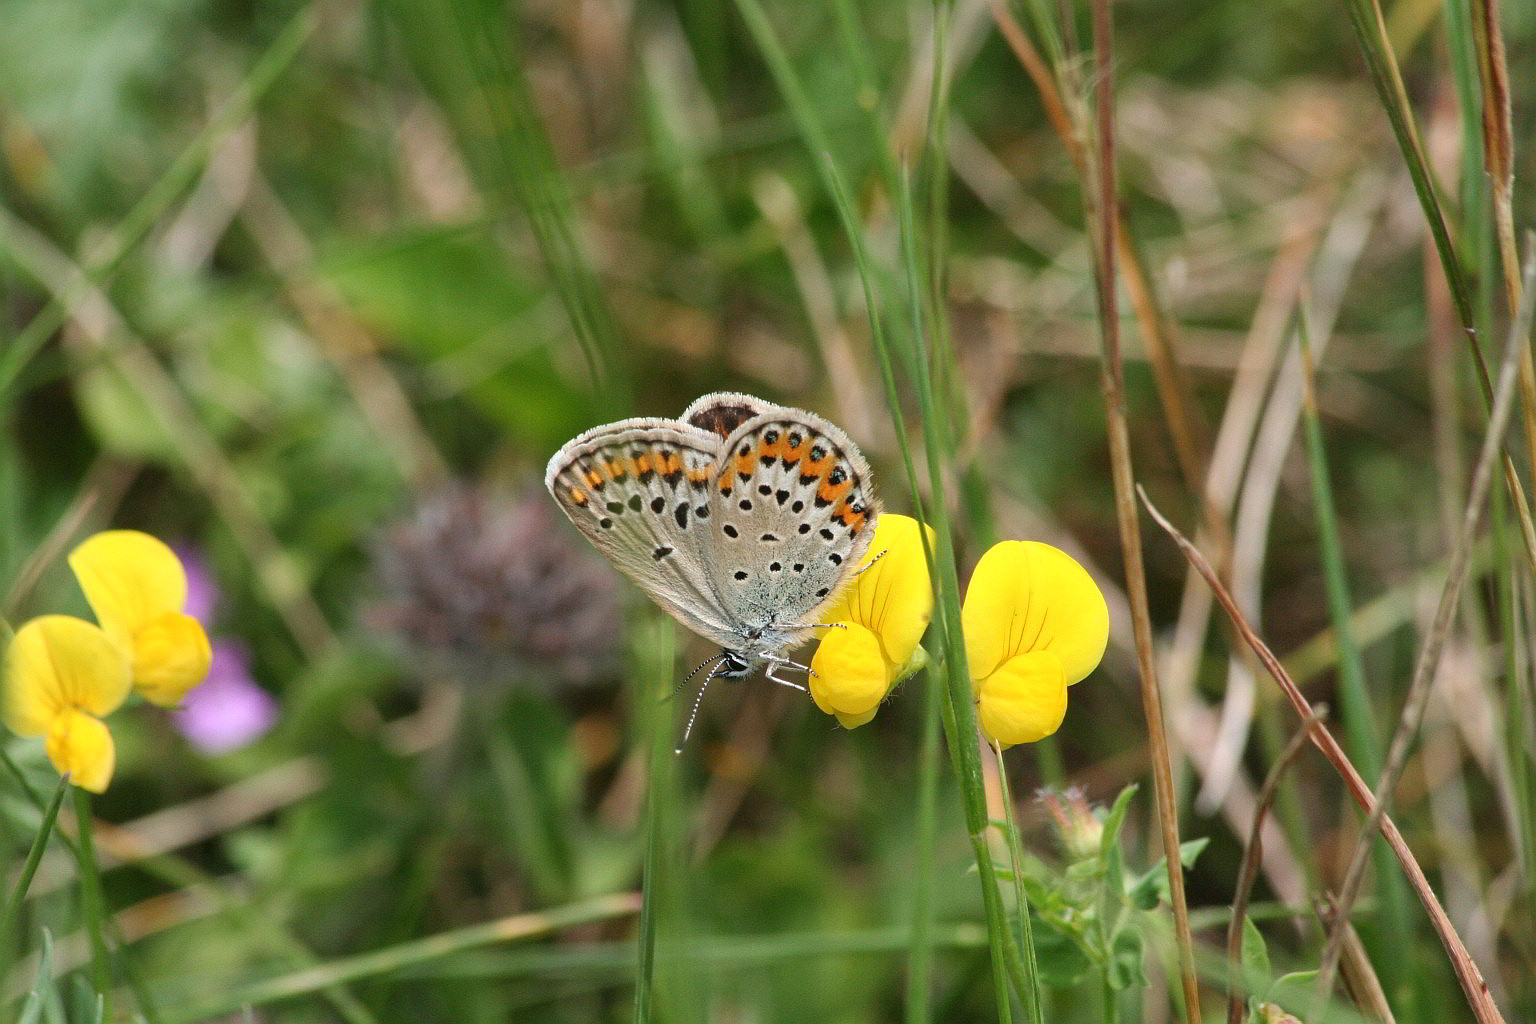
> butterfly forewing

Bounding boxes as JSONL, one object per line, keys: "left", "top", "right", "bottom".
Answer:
{"left": 545, "top": 419, "right": 738, "bottom": 648}
{"left": 706, "top": 411, "right": 879, "bottom": 634}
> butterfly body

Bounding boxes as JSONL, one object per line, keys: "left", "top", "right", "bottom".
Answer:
{"left": 545, "top": 393, "right": 879, "bottom": 678}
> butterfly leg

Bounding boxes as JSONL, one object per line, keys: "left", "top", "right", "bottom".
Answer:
{"left": 762, "top": 654, "right": 810, "bottom": 691}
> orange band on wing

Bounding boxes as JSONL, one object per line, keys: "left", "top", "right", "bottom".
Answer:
{"left": 832, "top": 501, "right": 867, "bottom": 532}
{"left": 757, "top": 435, "right": 787, "bottom": 462}
{"left": 733, "top": 450, "right": 758, "bottom": 480}
{"left": 816, "top": 476, "right": 854, "bottom": 505}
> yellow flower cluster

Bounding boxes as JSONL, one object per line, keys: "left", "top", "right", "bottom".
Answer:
{"left": 808, "top": 517, "right": 1108, "bottom": 748}
{"left": 962, "top": 541, "right": 1109, "bottom": 748}
{"left": 3, "top": 532, "right": 212, "bottom": 792}
{"left": 809, "top": 515, "right": 935, "bottom": 728}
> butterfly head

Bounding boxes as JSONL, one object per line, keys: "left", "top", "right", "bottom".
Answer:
{"left": 713, "top": 649, "right": 753, "bottom": 678}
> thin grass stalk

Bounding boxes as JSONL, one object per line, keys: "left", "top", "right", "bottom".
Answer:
{"left": 728, "top": 0, "right": 1025, "bottom": 1014}
{"left": 991, "top": 743, "right": 1046, "bottom": 1022}
{"left": 1315, "top": 895, "right": 1399, "bottom": 1024}
{"left": 1297, "top": 312, "right": 1419, "bottom": 1014}
{"left": 70, "top": 789, "right": 112, "bottom": 1022}
{"left": 0, "top": 6, "right": 315, "bottom": 399}
{"left": 15, "top": 928, "right": 54, "bottom": 1024}
{"left": 989, "top": 1, "right": 1220, "bottom": 544}
{"left": 1140, "top": 490, "right": 1506, "bottom": 1024}
{"left": 897, "top": 162, "right": 1025, "bottom": 1022}
{"left": 0, "top": 776, "right": 70, "bottom": 945}
{"left": 1465, "top": 0, "right": 1536, "bottom": 492}
{"left": 433, "top": 0, "right": 631, "bottom": 410}
{"left": 0, "top": 750, "right": 375, "bottom": 1023}
{"left": 1225, "top": 709, "right": 1324, "bottom": 1024}
{"left": 0, "top": 206, "right": 337, "bottom": 661}
{"left": 1340, "top": 0, "right": 1536, "bottom": 572}
{"left": 913, "top": 7, "right": 1039, "bottom": 1009}
{"left": 159, "top": 895, "right": 642, "bottom": 1024}
{"left": 1082, "top": 0, "right": 1200, "bottom": 1019}
{"left": 1317, "top": 242, "right": 1536, "bottom": 1017}
{"left": 632, "top": 633, "right": 677, "bottom": 1024}
{"left": 1492, "top": 488, "right": 1536, "bottom": 894}
{"left": 905, "top": 663, "right": 943, "bottom": 1024}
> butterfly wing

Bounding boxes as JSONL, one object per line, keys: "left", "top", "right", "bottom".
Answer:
{"left": 680, "top": 391, "right": 789, "bottom": 439}
{"left": 545, "top": 418, "right": 739, "bottom": 650}
{"left": 705, "top": 408, "right": 879, "bottom": 637}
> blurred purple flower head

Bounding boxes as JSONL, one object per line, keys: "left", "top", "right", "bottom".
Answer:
{"left": 170, "top": 545, "right": 278, "bottom": 753}
{"left": 369, "top": 484, "right": 621, "bottom": 687}
{"left": 173, "top": 640, "right": 278, "bottom": 754}
{"left": 178, "top": 545, "right": 218, "bottom": 624}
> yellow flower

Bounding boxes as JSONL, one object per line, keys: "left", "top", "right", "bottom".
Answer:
{"left": 962, "top": 541, "right": 1108, "bottom": 748}
{"left": 3, "top": 615, "right": 132, "bottom": 792}
{"left": 809, "top": 514, "right": 934, "bottom": 728}
{"left": 69, "top": 531, "right": 212, "bottom": 707}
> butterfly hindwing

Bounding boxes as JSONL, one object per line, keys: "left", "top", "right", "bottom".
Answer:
{"left": 681, "top": 391, "right": 788, "bottom": 439}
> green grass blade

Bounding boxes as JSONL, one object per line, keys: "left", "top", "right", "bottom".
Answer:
{"left": 1296, "top": 314, "right": 1420, "bottom": 1019}
{"left": 1, "top": 774, "right": 69, "bottom": 944}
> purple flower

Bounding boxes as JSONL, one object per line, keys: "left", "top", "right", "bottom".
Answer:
{"left": 172, "top": 640, "right": 277, "bottom": 754}
{"left": 177, "top": 544, "right": 218, "bottom": 623}
{"left": 168, "top": 545, "right": 278, "bottom": 753}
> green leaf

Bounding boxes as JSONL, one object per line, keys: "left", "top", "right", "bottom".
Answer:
{"left": 1030, "top": 917, "right": 1095, "bottom": 988}
{"left": 1126, "top": 836, "right": 1209, "bottom": 908}
{"left": 1264, "top": 969, "right": 1318, "bottom": 1007}
{"left": 1098, "top": 783, "right": 1138, "bottom": 855}
{"left": 1127, "top": 863, "right": 1165, "bottom": 910}
{"left": 1178, "top": 837, "right": 1210, "bottom": 869}
{"left": 1107, "top": 927, "right": 1145, "bottom": 990}
{"left": 1241, "top": 915, "right": 1270, "bottom": 984}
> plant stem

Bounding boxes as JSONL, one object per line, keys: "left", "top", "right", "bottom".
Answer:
{"left": 1, "top": 775, "right": 70, "bottom": 945}
{"left": 71, "top": 787, "right": 112, "bottom": 1022}
{"left": 1083, "top": 0, "right": 1201, "bottom": 1018}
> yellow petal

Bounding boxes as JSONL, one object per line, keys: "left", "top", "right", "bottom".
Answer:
{"left": 4, "top": 616, "right": 132, "bottom": 737}
{"left": 131, "top": 613, "right": 213, "bottom": 706}
{"left": 809, "top": 622, "right": 888, "bottom": 717}
{"left": 820, "top": 514, "right": 934, "bottom": 668}
{"left": 962, "top": 541, "right": 1108, "bottom": 686}
{"left": 45, "top": 708, "right": 117, "bottom": 792}
{"left": 69, "top": 530, "right": 188, "bottom": 652}
{"left": 833, "top": 707, "right": 879, "bottom": 730}
{"left": 977, "top": 651, "right": 1068, "bottom": 748}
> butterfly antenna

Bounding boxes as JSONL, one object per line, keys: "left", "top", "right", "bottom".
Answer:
{"left": 669, "top": 653, "right": 726, "bottom": 699}
{"left": 852, "top": 547, "right": 888, "bottom": 579}
{"left": 675, "top": 662, "right": 730, "bottom": 754}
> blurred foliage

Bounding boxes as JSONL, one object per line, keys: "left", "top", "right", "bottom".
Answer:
{"left": 2, "top": 0, "right": 1534, "bottom": 1021}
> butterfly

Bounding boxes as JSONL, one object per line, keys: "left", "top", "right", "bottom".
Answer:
{"left": 545, "top": 392, "right": 879, "bottom": 722}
